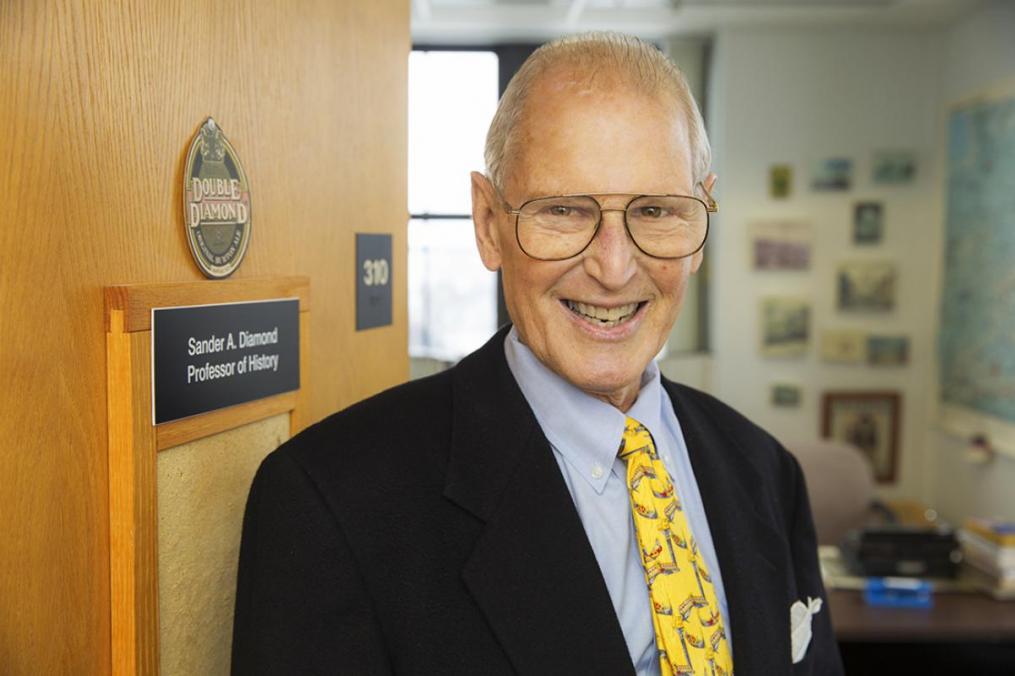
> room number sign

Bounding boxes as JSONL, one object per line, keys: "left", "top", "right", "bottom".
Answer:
{"left": 355, "top": 233, "right": 392, "bottom": 330}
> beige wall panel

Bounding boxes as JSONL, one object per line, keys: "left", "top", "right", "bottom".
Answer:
{"left": 0, "top": 1, "right": 409, "bottom": 673}
{"left": 157, "top": 414, "right": 289, "bottom": 676}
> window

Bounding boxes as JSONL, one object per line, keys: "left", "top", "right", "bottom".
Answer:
{"left": 408, "top": 50, "right": 500, "bottom": 364}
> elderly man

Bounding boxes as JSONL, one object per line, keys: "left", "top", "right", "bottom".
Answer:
{"left": 232, "top": 32, "right": 843, "bottom": 676}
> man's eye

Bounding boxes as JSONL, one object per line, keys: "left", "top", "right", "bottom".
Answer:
{"left": 542, "top": 204, "right": 586, "bottom": 218}
{"left": 637, "top": 206, "right": 667, "bottom": 218}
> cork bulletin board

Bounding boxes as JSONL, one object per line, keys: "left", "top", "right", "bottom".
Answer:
{"left": 105, "top": 276, "right": 310, "bottom": 675}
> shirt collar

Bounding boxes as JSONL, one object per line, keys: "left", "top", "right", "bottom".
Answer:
{"left": 503, "top": 326, "right": 665, "bottom": 494}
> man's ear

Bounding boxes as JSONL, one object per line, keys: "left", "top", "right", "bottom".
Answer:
{"left": 703, "top": 172, "right": 718, "bottom": 195}
{"left": 689, "top": 248, "right": 704, "bottom": 275}
{"left": 471, "top": 171, "right": 503, "bottom": 271}
{"left": 689, "top": 173, "right": 716, "bottom": 275}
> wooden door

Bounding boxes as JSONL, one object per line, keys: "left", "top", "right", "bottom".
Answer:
{"left": 0, "top": 1, "right": 409, "bottom": 673}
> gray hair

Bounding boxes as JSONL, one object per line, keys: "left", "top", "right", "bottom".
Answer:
{"left": 484, "top": 32, "right": 711, "bottom": 192}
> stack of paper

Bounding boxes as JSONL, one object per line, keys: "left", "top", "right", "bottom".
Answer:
{"left": 959, "top": 518, "right": 1015, "bottom": 600}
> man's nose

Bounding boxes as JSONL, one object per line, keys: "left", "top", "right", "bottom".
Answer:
{"left": 582, "top": 209, "right": 638, "bottom": 290}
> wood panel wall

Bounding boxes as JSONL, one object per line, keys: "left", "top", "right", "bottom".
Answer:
{"left": 0, "top": 1, "right": 409, "bottom": 673}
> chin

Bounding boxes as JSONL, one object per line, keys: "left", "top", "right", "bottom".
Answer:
{"left": 565, "top": 362, "right": 641, "bottom": 399}
{"left": 581, "top": 343, "right": 654, "bottom": 376}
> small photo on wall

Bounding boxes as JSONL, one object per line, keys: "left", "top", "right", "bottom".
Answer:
{"left": 760, "top": 297, "right": 810, "bottom": 357}
{"left": 853, "top": 202, "right": 884, "bottom": 244}
{"left": 769, "top": 164, "right": 793, "bottom": 198}
{"left": 868, "top": 335, "right": 910, "bottom": 366}
{"left": 872, "top": 150, "right": 917, "bottom": 185}
{"left": 837, "top": 261, "right": 896, "bottom": 311}
{"left": 820, "top": 329, "right": 867, "bottom": 364}
{"left": 771, "top": 383, "right": 802, "bottom": 407}
{"left": 822, "top": 391, "right": 901, "bottom": 483}
{"left": 751, "top": 221, "right": 811, "bottom": 270}
{"left": 811, "top": 157, "right": 853, "bottom": 191}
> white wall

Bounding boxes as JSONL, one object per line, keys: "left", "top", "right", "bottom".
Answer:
{"left": 926, "top": 1, "right": 1015, "bottom": 523}
{"left": 706, "top": 26, "right": 945, "bottom": 502}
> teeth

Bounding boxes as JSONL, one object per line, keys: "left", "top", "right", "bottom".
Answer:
{"left": 565, "top": 300, "right": 640, "bottom": 326}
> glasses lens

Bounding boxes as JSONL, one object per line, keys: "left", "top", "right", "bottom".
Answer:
{"left": 517, "top": 196, "right": 600, "bottom": 260}
{"left": 626, "top": 195, "right": 708, "bottom": 258}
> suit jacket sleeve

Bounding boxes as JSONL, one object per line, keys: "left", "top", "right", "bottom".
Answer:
{"left": 782, "top": 448, "right": 845, "bottom": 675}
{"left": 231, "top": 449, "right": 392, "bottom": 675}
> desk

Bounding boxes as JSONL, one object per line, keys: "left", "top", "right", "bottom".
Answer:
{"left": 830, "top": 588, "right": 1015, "bottom": 642}
{"left": 828, "top": 589, "right": 1015, "bottom": 674}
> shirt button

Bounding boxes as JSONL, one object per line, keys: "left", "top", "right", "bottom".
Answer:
{"left": 591, "top": 464, "right": 604, "bottom": 480}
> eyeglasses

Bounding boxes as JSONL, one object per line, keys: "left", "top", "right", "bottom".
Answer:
{"left": 497, "top": 184, "right": 718, "bottom": 261}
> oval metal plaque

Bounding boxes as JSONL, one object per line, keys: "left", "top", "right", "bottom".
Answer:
{"left": 183, "top": 118, "right": 252, "bottom": 278}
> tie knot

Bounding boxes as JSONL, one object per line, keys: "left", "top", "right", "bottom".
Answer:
{"left": 618, "top": 416, "right": 656, "bottom": 461}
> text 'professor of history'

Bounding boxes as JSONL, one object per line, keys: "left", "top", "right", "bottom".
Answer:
{"left": 231, "top": 32, "right": 844, "bottom": 676}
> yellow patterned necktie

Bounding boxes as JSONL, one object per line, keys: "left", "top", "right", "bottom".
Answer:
{"left": 619, "top": 416, "right": 734, "bottom": 676}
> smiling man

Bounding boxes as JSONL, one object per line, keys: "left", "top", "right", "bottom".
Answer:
{"left": 233, "top": 33, "right": 844, "bottom": 676}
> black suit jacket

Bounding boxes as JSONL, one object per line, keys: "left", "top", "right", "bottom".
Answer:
{"left": 232, "top": 328, "right": 844, "bottom": 675}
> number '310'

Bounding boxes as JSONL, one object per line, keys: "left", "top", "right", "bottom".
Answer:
{"left": 362, "top": 259, "right": 389, "bottom": 286}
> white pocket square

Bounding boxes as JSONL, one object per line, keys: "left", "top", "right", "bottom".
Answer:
{"left": 789, "top": 596, "right": 823, "bottom": 664}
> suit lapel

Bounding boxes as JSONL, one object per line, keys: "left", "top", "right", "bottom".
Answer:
{"left": 664, "top": 381, "right": 791, "bottom": 675}
{"left": 444, "top": 330, "right": 635, "bottom": 675}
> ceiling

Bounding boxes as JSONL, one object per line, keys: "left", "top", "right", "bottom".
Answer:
{"left": 412, "top": 0, "right": 981, "bottom": 44}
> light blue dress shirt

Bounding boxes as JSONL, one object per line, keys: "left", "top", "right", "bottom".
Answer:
{"left": 503, "top": 327, "right": 732, "bottom": 675}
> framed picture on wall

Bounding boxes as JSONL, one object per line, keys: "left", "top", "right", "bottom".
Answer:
{"left": 837, "top": 261, "right": 897, "bottom": 311}
{"left": 750, "top": 220, "right": 811, "bottom": 270}
{"left": 811, "top": 157, "right": 853, "bottom": 191}
{"left": 760, "top": 297, "right": 811, "bottom": 357}
{"left": 872, "top": 149, "right": 917, "bottom": 185}
{"left": 820, "top": 329, "right": 867, "bottom": 364}
{"left": 868, "top": 335, "right": 910, "bottom": 366}
{"left": 771, "top": 383, "right": 802, "bottom": 407}
{"left": 769, "top": 164, "right": 793, "bottom": 198}
{"left": 822, "top": 391, "right": 902, "bottom": 483}
{"left": 853, "top": 201, "right": 884, "bottom": 244}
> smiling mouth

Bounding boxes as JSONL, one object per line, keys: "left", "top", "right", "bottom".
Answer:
{"left": 563, "top": 299, "right": 644, "bottom": 328}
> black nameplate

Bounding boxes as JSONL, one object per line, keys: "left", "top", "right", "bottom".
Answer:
{"left": 356, "top": 232, "right": 393, "bottom": 330}
{"left": 152, "top": 298, "right": 300, "bottom": 425}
